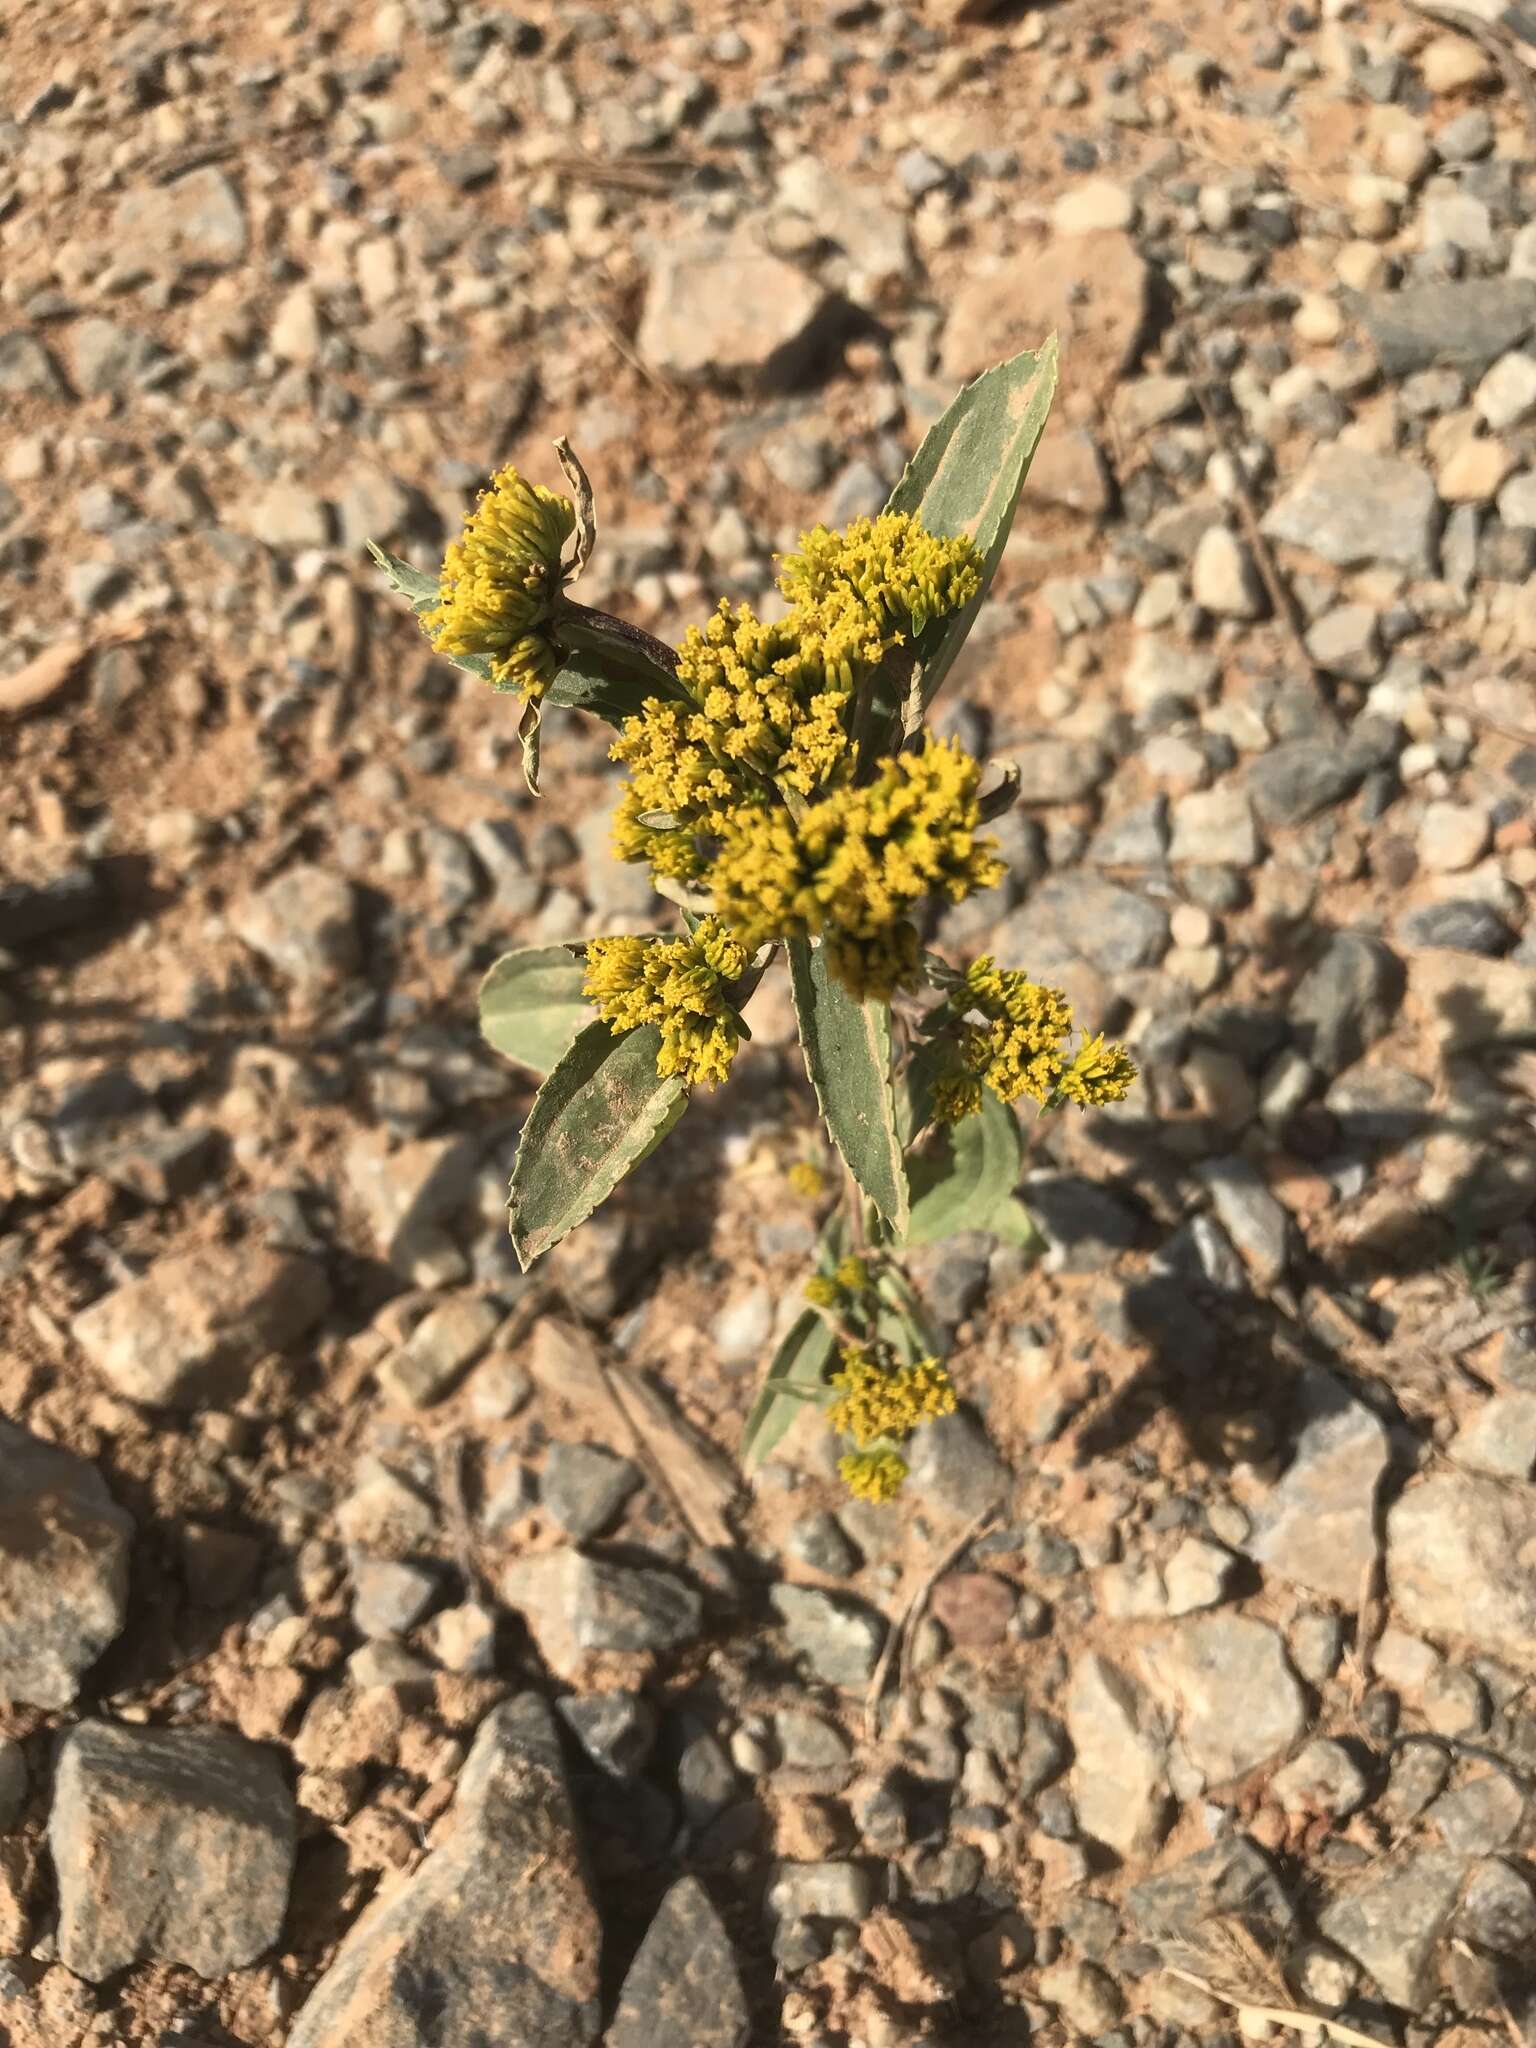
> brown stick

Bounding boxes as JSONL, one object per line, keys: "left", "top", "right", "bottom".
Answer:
{"left": 864, "top": 1496, "right": 1001, "bottom": 1740}
{"left": 1406, "top": 2, "right": 1536, "bottom": 140}
{"left": 1172, "top": 324, "right": 1326, "bottom": 694}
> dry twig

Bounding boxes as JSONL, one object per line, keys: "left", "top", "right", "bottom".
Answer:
{"left": 864, "top": 1497, "right": 1002, "bottom": 1741}
{"left": 1405, "top": 2, "right": 1536, "bottom": 140}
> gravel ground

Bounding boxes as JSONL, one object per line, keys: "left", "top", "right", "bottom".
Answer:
{"left": 4, "top": 0, "right": 1536, "bottom": 2044}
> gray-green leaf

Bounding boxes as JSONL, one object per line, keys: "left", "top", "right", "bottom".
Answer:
{"left": 904, "top": 1086, "right": 1024, "bottom": 1247}
{"left": 741, "top": 1309, "right": 837, "bottom": 1474}
{"left": 787, "top": 937, "right": 908, "bottom": 1235}
{"left": 365, "top": 539, "right": 440, "bottom": 613}
{"left": 883, "top": 333, "right": 1058, "bottom": 725}
{"left": 506, "top": 1019, "right": 688, "bottom": 1269}
{"left": 478, "top": 944, "right": 593, "bottom": 1077}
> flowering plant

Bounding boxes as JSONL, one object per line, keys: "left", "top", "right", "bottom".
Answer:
{"left": 372, "top": 338, "right": 1135, "bottom": 1501}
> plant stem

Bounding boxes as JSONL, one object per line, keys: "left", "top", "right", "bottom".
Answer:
{"left": 844, "top": 1164, "right": 869, "bottom": 1256}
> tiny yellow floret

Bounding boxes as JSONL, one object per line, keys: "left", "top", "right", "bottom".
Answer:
{"left": 424, "top": 465, "right": 575, "bottom": 699}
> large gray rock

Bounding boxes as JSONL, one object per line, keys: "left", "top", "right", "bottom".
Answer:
{"left": 638, "top": 231, "right": 842, "bottom": 388}
{"left": 1066, "top": 1652, "right": 1171, "bottom": 1860}
{"left": 769, "top": 1584, "right": 887, "bottom": 1689}
{"left": 607, "top": 1877, "right": 748, "bottom": 2048}
{"left": 1139, "top": 1615, "right": 1306, "bottom": 1784}
{"left": 0, "top": 330, "right": 69, "bottom": 399}
{"left": 905, "top": 1408, "right": 1013, "bottom": 1516}
{"left": 1127, "top": 1837, "right": 1293, "bottom": 1943}
{"left": 1290, "top": 933, "right": 1405, "bottom": 1077}
{"left": 231, "top": 863, "right": 360, "bottom": 985}
{"left": 0, "top": 1425, "right": 132, "bottom": 1709}
{"left": 1388, "top": 1472, "right": 1536, "bottom": 1666}
{"left": 502, "top": 1549, "right": 703, "bottom": 1682}
{"left": 994, "top": 876, "right": 1170, "bottom": 976}
{"left": 1247, "top": 1371, "right": 1391, "bottom": 1603}
{"left": 71, "top": 1243, "right": 330, "bottom": 1408}
{"left": 288, "top": 1696, "right": 601, "bottom": 2048}
{"left": 51, "top": 1721, "right": 294, "bottom": 1981}
{"left": 1352, "top": 278, "right": 1536, "bottom": 380}
{"left": 1319, "top": 1850, "right": 1467, "bottom": 2009}
{"left": 1261, "top": 444, "right": 1440, "bottom": 575}
{"left": 111, "top": 166, "right": 247, "bottom": 273}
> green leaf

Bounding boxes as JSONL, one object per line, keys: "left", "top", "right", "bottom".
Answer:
{"left": 544, "top": 651, "right": 671, "bottom": 728}
{"left": 506, "top": 1020, "right": 688, "bottom": 1268}
{"left": 882, "top": 333, "right": 1059, "bottom": 725}
{"left": 741, "top": 1308, "right": 838, "bottom": 1474}
{"left": 366, "top": 540, "right": 440, "bottom": 614}
{"left": 478, "top": 945, "right": 593, "bottom": 1077}
{"left": 787, "top": 938, "right": 908, "bottom": 1235}
{"left": 904, "top": 1088, "right": 1024, "bottom": 1247}
{"left": 551, "top": 605, "right": 681, "bottom": 699}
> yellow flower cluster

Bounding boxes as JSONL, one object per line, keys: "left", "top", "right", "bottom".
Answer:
{"left": 839, "top": 1448, "right": 911, "bottom": 1504}
{"left": 778, "top": 512, "right": 983, "bottom": 642}
{"left": 803, "top": 1254, "right": 873, "bottom": 1311}
{"left": 787, "top": 1160, "right": 827, "bottom": 1200}
{"left": 710, "top": 738, "right": 1004, "bottom": 1000}
{"left": 828, "top": 1350, "right": 957, "bottom": 1447}
{"left": 825, "top": 1346, "right": 958, "bottom": 1505}
{"left": 931, "top": 956, "right": 1138, "bottom": 1122}
{"left": 426, "top": 465, "right": 575, "bottom": 698}
{"left": 610, "top": 514, "right": 982, "bottom": 911}
{"left": 582, "top": 917, "right": 748, "bottom": 1087}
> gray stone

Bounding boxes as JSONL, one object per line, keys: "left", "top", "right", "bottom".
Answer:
{"left": 1318, "top": 1850, "right": 1467, "bottom": 2009}
{"left": 1139, "top": 1615, "right": 1306, "bottom": 1783}
{"left": 1193, "top": 1158, "right": 1289, "bottom": 1286}
{"left": 994, "top": 876, "right": 1169, "bottom": 975}
{"left": 1395, "top": 899, "right": 1515, "bottom": 956}
{"left": 1123, "top": 635, "right": 1220, "bottom": 712}
{"left": 112, "top": 167, "right": 248, "bottom": 272}
{"left": 244, "top": 482, "right": 332, "bottom": 550}
{"left": 1271, "top": 1739, "right": 1370, "bottom": 1817}
{"left": 502, "top": 1549, "right": 704, "bottom": 1681}
{"left": 51, "top": 1721, "right": 294, "bottom": 1981}
{"left": 557, "top": 1691, "right": 657, "bottom": 1779}
{"left": 1039, "top": 1959, "right": 1123, "bottom": 2034}
{"left": 0, "top": 331, "right": 68, "bottom": 399}
{"left": 608, "top": 1877, "right": 748, "bottom": 2048}
{"left": 1027, "top": 1175, "right": 1141, "bottom": 1271}
{"left": 906, "top": 1409, "right": 1012, "bottom": 1517}
{"left": 1067, "top": 1652, "right": 1171, "bottom": 1860}
{"left": 1428, "top": 1769, "right": 1525, "bottom": 1853}
{"left": 1353, "top": 278, "right": 1536, "bottom": 379}
{"left": 1086, "top": 798, "right": 1169, "bottom": 867}
{"left": 351, "top": 1559, "right": 439, "bottom": 1638}
{"left": 1127, "top": 1837, "right": 1293, "bottom": 1944}
{"left": 1459, "top": 1858, "right": 1536, "bottom": 1957}
{"left": 0, "top": 1426, "right": 132, "bottom": 1710}
{"left": 1261, "top": 444, "right": 1440, "bottom": 574}
{"left": 786, "top": 1510, "right": 860, "bottom": 1578}
{"left": 1010, "top": 738, "right": 1110, "bottom": 804}
{"left": 232, "top": 864, "right": 360, "bottom": 984}
{"left": 1452, "top": 1393, "right": 1536, "bottom": 1478}
{"left": 1306, "top": 602, "right": 1381, "bottom": 681}
{"left": 1388, "top": 1472, "right": 1536, "bottom": 1665}
{"left": 639, "top": 231, "right": 842, "bottom": 388}
{"left": 1291, "top": 933, "right": 1405, "bottom": 1076}
{"left": 1409, "top": 950, "right": 1536, "bottom": 1051}
{"left": 1249, "top": 739, "right": 1369, "bottom": 827}
{"left": 377, "top": 1293, "right": 500, "bottom": 1408}
{"left": 288, "top": 1696, "right": 601, "bottom": 2048}
{"left": 769, "top": 1584, "right": 886, "bottom": 1689}
{"left": 766, "top": 1860, "right": 874, "bottom": 1921}
{"left": 543, "top": 1442, "right": 643, "bottom": 1539}
{"left": 1168, "top": 786, "right": 1260, "bottom": 867}
{"left": 72, "top": 1244, "right": 329, "bottom": 1408}
{"left": 70, "top": 318, "right": 167, "bottom": 397}
{"left": 1248, "top": 1372, "right": 1391, "bottom": 1603}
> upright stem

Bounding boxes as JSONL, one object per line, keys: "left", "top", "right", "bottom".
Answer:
{"left": 844, "top": 1165, "right": 869, "bottom": 1255}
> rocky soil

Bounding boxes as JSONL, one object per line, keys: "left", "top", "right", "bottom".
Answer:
{"left": 4, "top": 0, "right": 1536, "bottom": 2043}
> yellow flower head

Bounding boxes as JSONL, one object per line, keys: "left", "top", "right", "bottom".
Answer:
{"left": 711, "top": 738, "right": 1003, "bottom": 1000}
{"left": 833, "top": 1256, "right": 870, "bottom": 1293}
{"left": 931, "top": 956, "right": 1137, "bottom": 1120}
{"left": 827, "top": 1348, "right": 958, "bottom": 1448}
{"left": 424, "top": 465, "right": 575, "bottom": 699}
{"left": 582, "top": 917, "right": 748, "bottom": 1088}
{"left": 787, "top": 1161, "right": 827, "bottom": 1200}
{"left": 804, "top": 1274, "right": 840, "bottom": 1308}
{"left": 839, "top": 1447, "right": 910, "bottom": 1504}
{"left": 777, "top": 513, "right": 982, "bottom": 645}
